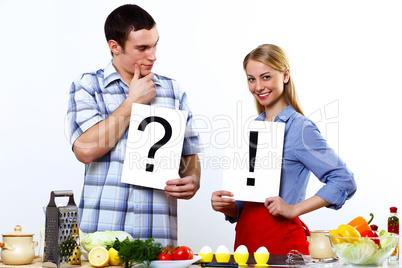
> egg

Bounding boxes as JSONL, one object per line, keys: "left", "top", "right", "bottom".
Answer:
{"left": 234, "top": 245, "right": 249, "bottom": 265}
{"left": 256, "top": 246, "right": 268, "bottom": 254}
{"left": 199, "top": 246, "right": 213, "bottom": 254}
{"left": 198, "top": 246, "right": 213, "bottom": 262}
{"left": 215, "top": 245, "right": 230, "bottom": 263}
{"left": 216, "top": 245, "right": 229, "bottom": 254}
{"left": 254, "top": 246, "right": 270, "bottom": 266}
{"left": 235, "top": 245, "right": 248, "bottom": 254}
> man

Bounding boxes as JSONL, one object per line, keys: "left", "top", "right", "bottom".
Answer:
{"left": 66, "top": 4, "right": 202, "bottom": 245}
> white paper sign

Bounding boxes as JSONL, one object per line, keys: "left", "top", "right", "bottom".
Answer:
{"left": 221, "top": 121, "right": 285, "bottom": 202}
{"left": 121, "top": 103, "right": 188, "bottom": 190}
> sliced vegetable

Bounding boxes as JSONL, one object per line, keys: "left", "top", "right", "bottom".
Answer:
{"left": 348, "top": 213, "right": 374, "bottom": 235}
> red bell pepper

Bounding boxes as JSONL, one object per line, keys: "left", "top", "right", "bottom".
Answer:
{"left": 361, "top": 226, "right": 380, "bottom": 246}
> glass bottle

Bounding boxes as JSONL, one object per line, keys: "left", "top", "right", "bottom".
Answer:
{"left": 388, "top": 206, "right": 399, "bottom": 261}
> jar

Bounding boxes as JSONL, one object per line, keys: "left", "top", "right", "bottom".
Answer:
{"left": 307, "top": 230, "right": 337, "bottom": 259}
{"left": 0, "top": 225, "right": 38, "bottom": 265}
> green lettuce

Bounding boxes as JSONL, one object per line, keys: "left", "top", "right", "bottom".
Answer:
{"left": 334, "top": 239, "right": 377, "bottom": 264}
{"left": 333, "top": 230, "right": 398, "bottom": 265}
{"left": 81, "top": 230, "right": 134, "bottom": 252}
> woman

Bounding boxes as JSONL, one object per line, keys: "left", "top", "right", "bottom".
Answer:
{"left": 211, "top": 44, "right": 356, "bottom": 255}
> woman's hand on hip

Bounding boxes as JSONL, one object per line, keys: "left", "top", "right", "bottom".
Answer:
{"left": 264, "top": 196, "right": 298, "bottom": 219}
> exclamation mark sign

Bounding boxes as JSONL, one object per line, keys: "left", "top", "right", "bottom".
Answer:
{"left": 247, "top": 131, "right": 258, "bottom": 186}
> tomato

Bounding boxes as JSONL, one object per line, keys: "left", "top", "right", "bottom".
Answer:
{"left": 162, "top": 244, "right": 177, "bottom": 254}
{"left": 172, "top": 246, "right": 193, "bottom": 260}
{"left": 158, "top": 252, "right": 173, "bottom": 261}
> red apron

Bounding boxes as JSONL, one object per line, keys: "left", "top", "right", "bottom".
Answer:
{"left": 234, "top": 201, "right": 309, "bottom": 255}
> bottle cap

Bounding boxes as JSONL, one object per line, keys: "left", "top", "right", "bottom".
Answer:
{"left": 390, "top": 206, "right": 398, "bottom": 213}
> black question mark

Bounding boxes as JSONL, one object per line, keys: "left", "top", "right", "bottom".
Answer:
{"left": 247, "top": 131, "right": 259, "bottom": 186}
{"left": 138, "top": 116, "right": 172, "bottom": 172}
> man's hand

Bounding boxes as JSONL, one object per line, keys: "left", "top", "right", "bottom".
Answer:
{"left": 127, "top": 64, "right": 156, "bottom": 104}
{"left": 72, "top": 65, "right": 156, "bottom": 164}
{"left": 164, "top": 175, "right": 198, "bottom": 200}
{"left": 164, "top": 154, "right": 201, "bottom": 200}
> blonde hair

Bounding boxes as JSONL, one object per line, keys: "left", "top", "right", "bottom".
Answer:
{"left": 243, "top": 44, "right": 304, "bottom": 116}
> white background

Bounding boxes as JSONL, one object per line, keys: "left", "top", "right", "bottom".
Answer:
{"left": 1, "top": 0, "right": 402, "bottom": 254}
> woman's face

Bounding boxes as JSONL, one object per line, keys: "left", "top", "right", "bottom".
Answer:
{"left": 246, "top": 59, "right": 289, "bottom": 113}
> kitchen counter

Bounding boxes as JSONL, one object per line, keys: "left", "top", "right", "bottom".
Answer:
{"left": 0, "top": 259, "right": 91, "bottom": 268}
{"left": 0, "top": 256, "right": 400, "bottom": 268}
{"left": 0, "top": 258, "right": 124, "bottom": 268}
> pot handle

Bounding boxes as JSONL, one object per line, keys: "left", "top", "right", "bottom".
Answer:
{"left": 32, "top": 241, "right": 38, "bottom": 248}
{"left": 0, "top": 242, "right": 15, "bottom": 250}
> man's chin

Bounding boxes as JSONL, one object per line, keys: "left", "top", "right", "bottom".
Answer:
{"left": 140, "top": 69, "right": 153, "bottom": 78}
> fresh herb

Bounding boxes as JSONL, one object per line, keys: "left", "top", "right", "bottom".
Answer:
{"left": 107, "top": 237, "right": 163, "bottom": 268}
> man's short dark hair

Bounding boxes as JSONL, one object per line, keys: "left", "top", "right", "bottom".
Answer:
{"left": 104, "top": 4, "right": 156, "bottom": 51}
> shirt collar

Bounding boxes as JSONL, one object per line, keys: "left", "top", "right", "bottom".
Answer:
{"left": 103, "top": 61, "right": 121, "bottom": 87}
{"left": 255, "top": 105, "right": 297, "bottom": 122}
{"left": 103, "top": 60, "right": 162, "bottom": 88}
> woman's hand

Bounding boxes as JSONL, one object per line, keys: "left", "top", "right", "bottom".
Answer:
{"left": 264, "top": 196, "right": 298, "bottom": 219}
{"left": 211, "top": 190, "right": 237, "bottom": 217}
{"left": 265, "top": 195, "right": 331, "bottom": 219}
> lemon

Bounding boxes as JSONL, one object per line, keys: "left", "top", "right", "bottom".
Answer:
{"left": 88, "top": 247, "right": 109, "bottom": 267}
{"left": 108, "top": 247, "right": 121, "bottom": 266}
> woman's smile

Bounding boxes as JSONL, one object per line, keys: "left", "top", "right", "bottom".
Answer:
{"left": 257, "top": 92, "right": 271, "bottom": 99}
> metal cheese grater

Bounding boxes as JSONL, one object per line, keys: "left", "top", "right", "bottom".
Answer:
{"left": 43, "top": 190, "right": 81, "bottom": 267}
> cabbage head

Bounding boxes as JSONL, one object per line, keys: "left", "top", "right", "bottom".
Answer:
{"left": 364, "top": 230, "right": 398, "bottom": 264}
{"left": 82, "top": 230, "right": 134, "bottom": 252}
{"left": 334, "top": 239, "right": 377, "bottom": 264}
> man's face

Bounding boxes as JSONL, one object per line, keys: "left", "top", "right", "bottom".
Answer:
{"left": 115, "top": 25, "right": 159, "bottom": 78}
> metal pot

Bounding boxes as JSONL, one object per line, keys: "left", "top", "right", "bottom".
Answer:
{"left": 0, "top": 225, "right": 38, "bottom": 265}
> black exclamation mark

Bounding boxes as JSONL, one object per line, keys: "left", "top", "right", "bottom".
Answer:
{"left": 247, "top": 131, "right": 258, "bottom": 186}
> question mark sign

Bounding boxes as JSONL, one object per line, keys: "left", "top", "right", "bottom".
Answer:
{"left": 138, "top": 116, "right": 172, "bottom": 172}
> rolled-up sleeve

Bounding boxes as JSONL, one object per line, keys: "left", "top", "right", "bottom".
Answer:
{"left": 225, "top": 201, "right": 245, "bottom": 223}
{"left": 175, "top": 82, "right": 203, "bottom": 156}
{"left": 294, "top": 120, "right": 357, "bottom": 210}
{"left": 66, "top": 77, "right": 102, "bottom": 147}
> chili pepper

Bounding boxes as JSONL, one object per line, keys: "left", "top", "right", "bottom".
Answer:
{"left": 348, "top": 213, "right": 374, "bottom": 235}
{"left": 361, "top": 229, "right": 380, "bottom": 246}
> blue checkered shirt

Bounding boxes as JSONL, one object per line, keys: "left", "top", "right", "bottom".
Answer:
{"left": 66, "top": 61, "right": 202, "bottom": 245}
